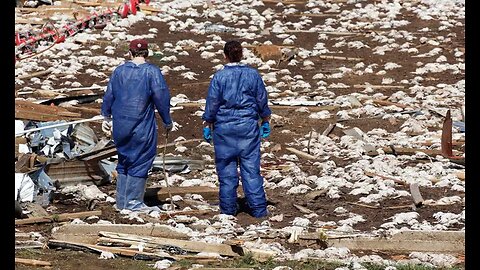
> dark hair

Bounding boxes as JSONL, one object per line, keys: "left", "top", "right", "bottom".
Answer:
{"left": 223, "top": 40, "right": 243, "bottom": 62}
{"left": 130, "top": 49, "right": 149, "bottom": 58}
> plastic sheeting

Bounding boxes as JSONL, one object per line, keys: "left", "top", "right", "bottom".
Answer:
{"left": 15, "top": 173, "right": 35, "bottom": 202}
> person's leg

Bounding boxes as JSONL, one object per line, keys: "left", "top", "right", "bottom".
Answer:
{"left": 239, "top": 137, "right": 268, "bottom": 218}
{"left": 124, "top": 174, "right": 161, "bottom": 212}
{"left": 115, "top": 159, "right": 127, "bottom": 210}
{"left": 115, "top": 173, "right": 127, "bottom": 210}
{"left": 216, "top": 156, "right": 240, "bottom": 215}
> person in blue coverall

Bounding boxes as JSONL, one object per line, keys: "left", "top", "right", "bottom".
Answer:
{"left": 101, "top": 39, "right": 173, "bottom": 212}
{"left": 202, "top": 40, "right": 272, "bottom": 218}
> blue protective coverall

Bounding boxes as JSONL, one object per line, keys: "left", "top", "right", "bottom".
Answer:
{"left": 202, "top": 63, "right": 271, "bottom": 218}
{"left": 101, "top": 61, "right": 172, "bottom": 211}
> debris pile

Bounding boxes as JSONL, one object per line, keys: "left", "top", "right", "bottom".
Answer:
{"left": 15, "top": 0, "right": 465, "bottom": 269}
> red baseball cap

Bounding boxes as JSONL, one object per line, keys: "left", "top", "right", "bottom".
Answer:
{"left": 129, "top": 39, "right": 148, "bottom": 51}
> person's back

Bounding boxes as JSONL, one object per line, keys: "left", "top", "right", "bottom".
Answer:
{"left": 211, "top": 64, "right": 265, "bottom": 125}
{"left": 202, "top": 40, "right": 271, "bottom": 218}
{"left": 101, "top": 39, "right": 172, "bottom": 212}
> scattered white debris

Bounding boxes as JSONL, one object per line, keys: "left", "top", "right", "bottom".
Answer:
{"left": 99, "top": 251, "right": 115, "bottom": 259}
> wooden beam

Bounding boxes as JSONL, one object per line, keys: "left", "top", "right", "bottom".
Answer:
{"left": 262, "top": 0, "right": 306, "bottom": 4}
{"left": 354, "top": 84, "right": 405, "bottom": 89}
{"left": 318, "top": 55, "right": 363, "bottom": 61}
{"left": 48, "top": 239, "right": 177, "bottom": 260}
{"left": 15, "top": 100, "right": 82, "bottom": 122}
{"left": 138, "top": 3, "right": 161, "bottom": 12}
{"left": 410, "top": 182, "right": 424, "bottom": 207}
{"left": 286, "top": 147, "right": 319, "bottom": 160}
{"left": 372, "top": 99, "right": 409, "bottom": 109}
{"left": 99, "top": 231, "right": 240, "bottom": 257}
{"left": 370, "top": 146, "right": 462, "bottom": 157}
{"left": 16, "top": 210, "right": 102, "bottom": 225}
{"left": 329, "top": 230, "right": 465, "bottom": 253}
{"left": 16, "top": 70, "right": 52, "bottom": 80}
{"left": 289, "top": 13, "right": 336, "bottom": 17}
{"left": 145, "top": 186, "right": 219, "bottom": 201}
{"left": 441, "top": 110, "right": 453, "bottom": 157}
{"left": 364, "top": 170, "right": 405, "bottom": 185}
{"left": 15, "top": 258, "right": 51, "bottom": 267}
{"left": 51, "top": 223, "right": 189, "bottom": 245}
{"left": 15, "top": 18, "right": 46, "bottom": 25}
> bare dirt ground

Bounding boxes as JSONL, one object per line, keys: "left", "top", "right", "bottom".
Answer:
{"left": 14, "top": 0, "right": 465, "bottom": 269}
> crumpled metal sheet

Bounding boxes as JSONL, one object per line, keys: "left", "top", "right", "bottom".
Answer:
{"left": 71, "top": 123, "right": 98, "bottom": 147}
{"left": 152, "top": 156, "right": 205, "bottom": 173}
{"left": 45, "top": 159, "right": 108, "bottom": 187}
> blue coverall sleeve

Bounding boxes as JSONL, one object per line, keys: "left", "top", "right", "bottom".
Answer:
{"left": 255, "top": 74, "right": 271, "bottom": 119}
{"left": 202, "top": 75, "right": 222, "bottom": 123}
{"left": 150, "top": 67, "right": 173, "bottom": 127}
{"left": 101, "top": 71, "right": 116, "bottom": 117}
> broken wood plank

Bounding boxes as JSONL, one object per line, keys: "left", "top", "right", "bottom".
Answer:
{"left": 318, "top": 55, "right": 363, "bottom": 61}
{"left": 48, "top": 239, "right": 176, "bottom": 260}
{"left": 371, "top": 146, "right": 462, "bottom": 157}
{"left": 15, "top": 18, "right": 47, "bottom": 24}
{"left": 293, "top": 204, "right": 314, "bottom": 214}
{"left": 354, "top": 84, "right": 405, "bottom": 89}
{"left": 16, "top": 70, "right": 52, "bottom": 80}
{"left": 441, "top": 109, "right": 453, "bottom": 157}
{"left": 138, "top": 3, "right": 161, "bottom": 12}
{"left": 99, "top": 231, "right": 240, "bottom": 257}
{"left": 80, "top": 147, "right": 117, "bottom": 162}
{"left": 346, "top": 202, "right": 412, "bottom": 210}
{"left": 61, "top": 105, "right": 102, "bottom": 116}
{"left": 15, "top": 100, "right": 82, "bottom": 122}
{"left": 15, "top": 258, "right": 51, "bottom": 267}
{"left": 305, "top": 189, "right": 327, "bottom": 200}
{"left": 286, "top": 147, "right": 319, "bottom": 160}
{"left": 346, "top": 202, "right": 379, "bottom": 209}
{"left": 15, "top": 210, "right": 102, "bottom": 225}
{"left": 364, "top": 170, "right": 405, "bottom": 185}
{"left": 262, "top": 0, "right": 306, "bottom": 4}
{"left": 72, "top": 0, "right": 116, "bottom": 7}
{"left": 285, "top": 30, "right": 360, "bottom": 36}
{"left": 329, "top": 230, "right": 465, "bottom": 253}
{"left": 145, "top": 186, "right": 219, "bottom": 201}
{"left": 419, "top": 140, "right": 464, "bottom": 147}
{"left": 289, "top": 13, "right": 336, "bottom": 17}
{"left": 15, "top": 241, "right": 44, "bottom": 250}
{"left": 51, "top": 223, "right": 189, "bottom": 245}
{"left": 372, "top": 99, "right": 409, "bottom": 109}
{"left": 158, "top": 209, "right": 214, "bottom": 220}
{"left": 410, "top": 182, "right": 424, "bottom": 207}
{"left": 322, "top": 123, "right": 336, "bottom": 136}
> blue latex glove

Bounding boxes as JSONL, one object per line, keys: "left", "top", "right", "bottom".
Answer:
{"left": 203, "top": 127, "right": 212, "bottom": 143}
{"left": 260, "top": 122, "right": 270, "bottom": 139}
